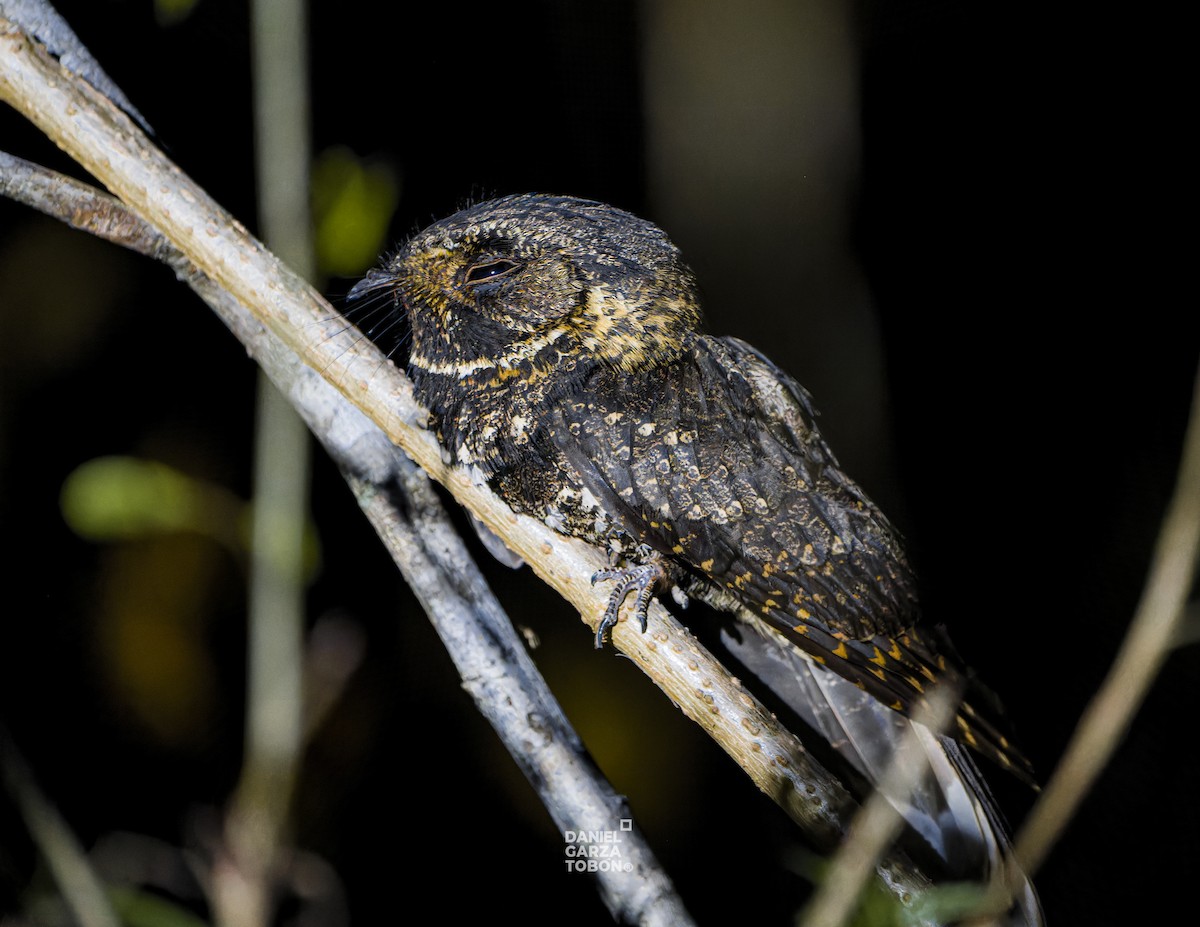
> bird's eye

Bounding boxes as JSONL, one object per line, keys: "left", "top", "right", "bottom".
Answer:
{"left": 464, "top": 258, "right": 521, "bottom": 285}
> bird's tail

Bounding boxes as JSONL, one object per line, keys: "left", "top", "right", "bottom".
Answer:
{"left": 719, "top": 613, "right": 1044, "bottom": 927}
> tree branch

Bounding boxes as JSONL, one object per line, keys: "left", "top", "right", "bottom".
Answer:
{"left": 1011, "top": 365, "right": 1200, "bottom": 877}
{"left": 0, "top": 148, "right": 698, "bottom": 925}
{"left": 214, "top": 0, "right": 316, "bottom": 921}
{"left": 0, "top": 11, "right": 946, "bottom": 917}
{"left": 0, "top": 725, "right": 122, "bottom": 927}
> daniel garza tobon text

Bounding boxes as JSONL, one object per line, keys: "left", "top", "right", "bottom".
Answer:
{"left": 562, "top": 824, "right": 635, "bottom": 873}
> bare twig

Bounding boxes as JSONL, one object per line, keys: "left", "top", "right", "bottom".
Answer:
{"left": 1011, "top": 365, "right": 1200, "bottom": 877}
{"left": 0, "top": 14, "right": 949, "bottom": 918}
{"left": 0, "top": 149, "right": 170, "bottom": 255}
{"left": 0, "top": 10, "right": 831, "bottom": 841}
{"left": 0, "top": 726, "right": 122, "bottom": 927}
{"left": 213, "top": 0, "right": 315, "bottom": 923}
{"left": 798, "top": 685, "right": 961, "bottom": 927}
{"left": 345, "top": 461, "right": 697, "bottom": 925}
{"left": 0, "top": 151, "right": 697, "bottom": 926}
{"left": 218, "top": 378, "right": 311, "bottom": 927}
{"left": 0, "top": 0, "right": 149, "bottom": 130}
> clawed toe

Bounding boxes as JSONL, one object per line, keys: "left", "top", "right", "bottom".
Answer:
{"left": 590, "top": 562, "right": 667, "bottom": 647}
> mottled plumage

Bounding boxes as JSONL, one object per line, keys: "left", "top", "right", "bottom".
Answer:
{"left": 353, "top": 193, "right": 1027, "bottom": 778}
{"left": 352, "top": 194, "right": 1043, "bottom": 922}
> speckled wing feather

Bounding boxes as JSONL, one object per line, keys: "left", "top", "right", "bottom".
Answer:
{"left": 547, "top": 332, "right": 1032, "bottom": 783}
{"left": 689, "top": 335, "right": 921, "bottom": 632}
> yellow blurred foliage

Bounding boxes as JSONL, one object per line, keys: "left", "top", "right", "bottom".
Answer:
{"left": 311, "top": 147, "right": 399, "bottom": 279}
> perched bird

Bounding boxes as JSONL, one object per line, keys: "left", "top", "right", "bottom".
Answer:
{"left": 351, "top": 194, "right": 1042, "bottom": 922}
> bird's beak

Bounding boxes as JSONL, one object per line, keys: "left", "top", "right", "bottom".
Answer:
{"left": 347, "top": 267, "right": 397, "bottom": 302}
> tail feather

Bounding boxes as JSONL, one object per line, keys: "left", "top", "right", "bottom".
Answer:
{"left": 719, "top": 613, "right": 1044, "bottom": 926}
{"left": 757, "top": 608, "right": 1038, "bottom": 786}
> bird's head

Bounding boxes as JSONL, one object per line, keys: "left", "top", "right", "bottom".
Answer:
{"left": 351, "top": 194, "right": 704, "bottom": 382}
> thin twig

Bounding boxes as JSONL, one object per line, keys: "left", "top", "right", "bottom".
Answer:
{"left": 798, "top": 685, "right": 961, "bottom": 927}
{"left": 214, "top": 0, "right": 315, "bottom": 923}
{"left": 0, "top": 13, "right": 830, "bottom": 839}
{"left": 0, "top": 149, "right": 170, "bottom": 256}
{"left": 0, "top": 18, "right": 949, "bottom": 917}
{"left": 0, "top": 151, "right": 697, "bottom": 926}
{"left": 0, "top": 726, "right": 122, "bottom": 927}
{"left": 346, "top": 461, "right": 697, "bottom": 925}
{"left": 1011, "top": 365, "right": 1200, "bottom": 878}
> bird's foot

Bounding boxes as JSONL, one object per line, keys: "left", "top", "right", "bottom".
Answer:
{"left": 590, "top": 560, "right": 668, "bottom": 648}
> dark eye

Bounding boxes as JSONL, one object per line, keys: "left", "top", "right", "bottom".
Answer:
{"left": 465, "top": 258, "right": 521, "bottom": 285}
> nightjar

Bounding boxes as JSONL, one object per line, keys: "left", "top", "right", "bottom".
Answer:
{"left": 352, "top": 193, "right": 1029, "bottom": 777}
{"left": 350, "top": 194, "right": 1043, "bottom": 921}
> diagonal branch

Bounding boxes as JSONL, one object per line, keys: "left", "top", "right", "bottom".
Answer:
{"left": 0, "top": 13, "right": 948, "bottom": 917}
{"left": 1011, "top": 365, "right": 1200, "bottom": 877}
{"left": 0, "top": 149, "right": 696, "bottom": 926}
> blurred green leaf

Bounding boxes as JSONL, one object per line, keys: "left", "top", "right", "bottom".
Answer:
{"left": 61, "top": 456, "right": 226, "bottom": 541}
{"left": 790, "top": 848, "right": 910, "bottom": 927}
{"left": 61, "top": 456, "right": 323, "bottom": 578}
{"left": 110, "top": 885, "right": 211, "bottom": 927}
{"left": 312, "top": 147, "right": 399, "bottom": 278}
{"left": 901, "top": 881, "right": 999, "bottom": 926}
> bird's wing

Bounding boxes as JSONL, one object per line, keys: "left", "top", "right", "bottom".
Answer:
{"left": 550, "top": 333, "right": 939, "bottom": 701}
{"left": 544, "top": 337, "right": 1044, "bottom": 920}
{"left": 548, "top": 333, "right": 918, "bottom": 637}
{"left": 546, "top": 335, "right": 1034, "bottom": 782}
{"left": 693, "top": 335, "right": 921, "bottom": 630}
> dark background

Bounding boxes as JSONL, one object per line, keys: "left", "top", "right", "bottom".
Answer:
{"left": 1, "top": 1, "right": 1195, "bottom": 924}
